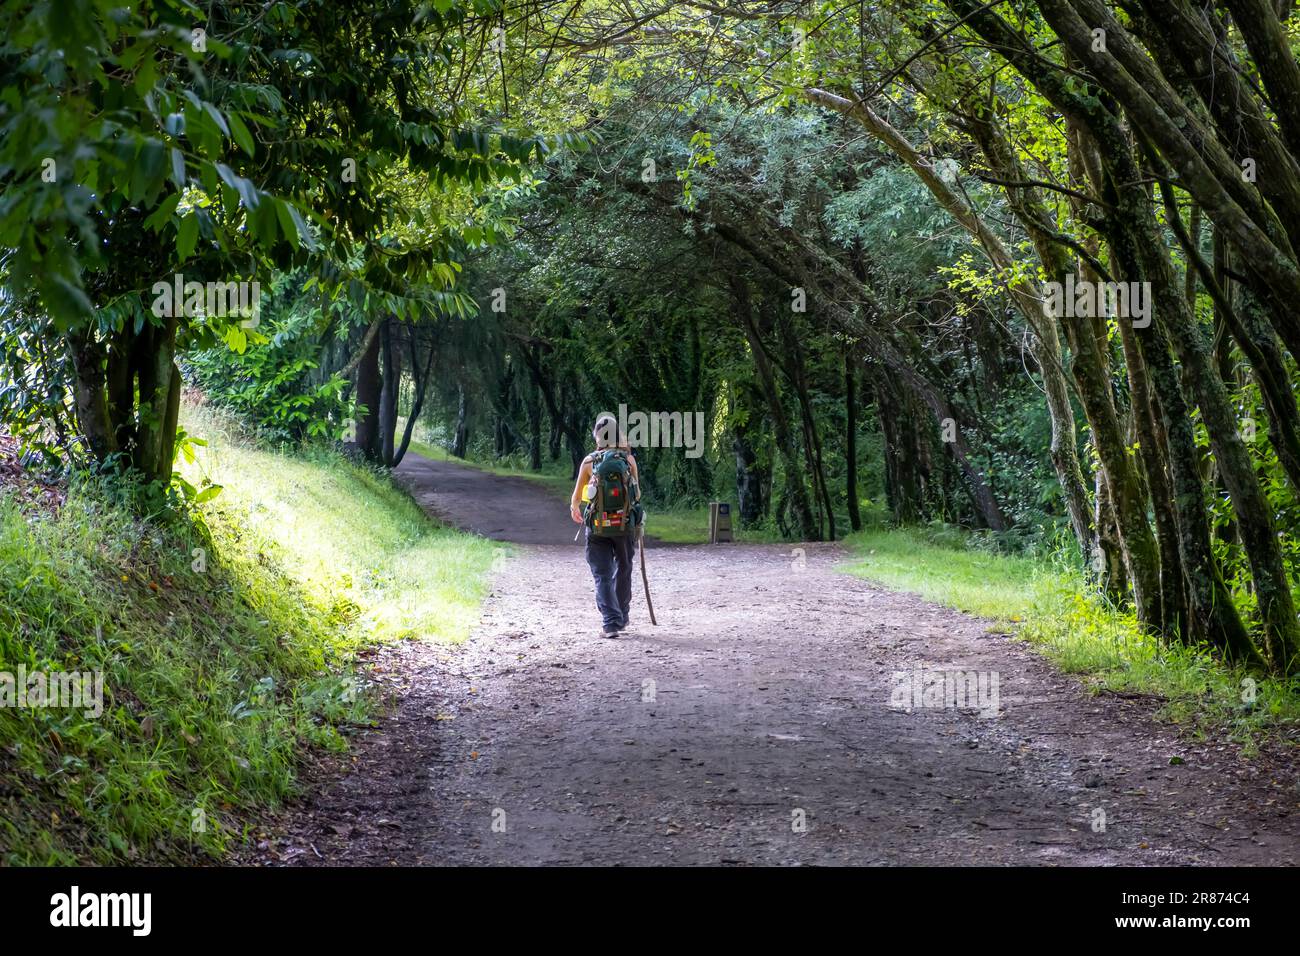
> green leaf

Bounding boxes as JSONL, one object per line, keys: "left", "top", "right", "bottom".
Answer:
{"left": 193, "top": 484, "right": 223, "bottom": 504}
{"left": 274, "top": 199, "right": 299, "bottom": 249}
{"left": 202, "top": 101, "right": 230, "bottom": 137}
{"left": 169, "top": 148, "right": 186, "bottom": 186}
{"left": 286, "top": 205, "right": 316, "bottom": 251}
{"left": 215, "top": 163, "right": 260, "bottom": 209}
{"left": 223, "top": 325, "right": 249, "bottom": 353}
{"left": 227, "top": 112, "right": 255, "bottom": 157}
{"left": 177, "top": 214, "right": 199, "bottom": 261}
{"left": 144, "top": 193, "right": 181, "bottom": 232}
{"left": 132, "top": 138, "right": 166, "bottom": 200}
{"left": 42, "top": 275, "right": 95, "bottom": 328}
{"left": 251, "top": 201, "right": 278, "bottom": 246}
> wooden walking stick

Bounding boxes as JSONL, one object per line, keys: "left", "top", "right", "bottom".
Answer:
{"left": 639, "top": 524, "right": 657, "bottom": 625}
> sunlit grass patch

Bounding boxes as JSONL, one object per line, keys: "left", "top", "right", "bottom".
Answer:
{"left": 186, "top": 408, "right": 499, "bottom": 645}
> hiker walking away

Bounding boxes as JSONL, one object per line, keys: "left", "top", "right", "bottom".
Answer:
{"left": 571, "top": 413, "right": 644, "bottom": 637}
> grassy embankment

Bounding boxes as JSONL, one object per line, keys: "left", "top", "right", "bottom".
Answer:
{"left": 0, "top": 405, "right": 496, "bottom": 864}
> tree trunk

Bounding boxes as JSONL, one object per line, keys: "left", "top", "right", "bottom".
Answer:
{"left": 872, "top": 367, "right": 923, "bottom": 523}
{"left": 1132, "top": 312, "right": 1263, "bottom": 665}
{"left": 67, "top": 329, "right": 116, "bottom": 464}
{"left": 352, "top": 319, "right": 383, "bottom": 460}
{"left": 1125, "top": 150, "right": 1298, "bottom": 671}
{"left": 778, "top": 316, "right": 835, "bottom": 540}
{"left": 133, "top": 318, "right": 179, "bottom": 483}
{"left": 452, "top": 384, "right": 469, "bottom": 459}
{"left": 733, "top": 274, "right": 818, "bottom": 541}
{"left": 518, "top": 343, "right": 587, "bottom": 474}
{"left": 732, "top": 382, "right": 769, "bottom": 527}
{"left": 1117, "top": 316, "right": 1187, "bottom": 640}
{"left": 378, "top": 318, "right": 402, "bottom": 467}
{"left": 392, "top": 330, "right": 437, "bottom": 468}
{"left": 845, "top": 351, "right": 862, "bottom": 532}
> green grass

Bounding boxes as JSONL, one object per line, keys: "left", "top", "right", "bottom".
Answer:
{"left": 193, "top": 411, "right": 501, "bottom": 645}
{"left": 0, "top": 405, "right": 496, "bottom": 864}
{"left": 842, "top": 526, "right": 1300, "bottom": 749}
{"left": 641, "top": 504, "right": 787, "bottom": 544}
{"left": 642, "top": 506, "right": 712, "bottom": 544}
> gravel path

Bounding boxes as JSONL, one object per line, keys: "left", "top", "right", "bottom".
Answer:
{"left": 246, "top": 453, "right": 1299, "bottom": 866}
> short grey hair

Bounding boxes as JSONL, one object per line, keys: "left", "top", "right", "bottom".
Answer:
{"left": 592, "top": 413, "right": 619, "bottom": 448}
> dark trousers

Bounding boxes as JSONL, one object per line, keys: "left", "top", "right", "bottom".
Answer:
{"left": 585, "top": 531, "right": 637, "bottom": 628}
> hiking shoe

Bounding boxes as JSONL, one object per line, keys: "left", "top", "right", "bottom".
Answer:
{"left": 601, "top": 624, "right": 620, "bottom": 638}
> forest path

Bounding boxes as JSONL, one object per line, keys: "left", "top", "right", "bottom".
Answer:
{"left": 394, "top": 452, "right": 583, "bottom": 547}
{"left": 251, "top": 453, "right": 1298, "bottom": 866}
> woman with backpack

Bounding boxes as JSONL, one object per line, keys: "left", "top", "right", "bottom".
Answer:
{"left": 570, "top": 413, "right": 643, "bottom": 637}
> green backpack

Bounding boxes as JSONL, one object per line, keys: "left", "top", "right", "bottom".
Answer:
{"left": 584, "top": 449, "right": 642, "bottom": 537}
